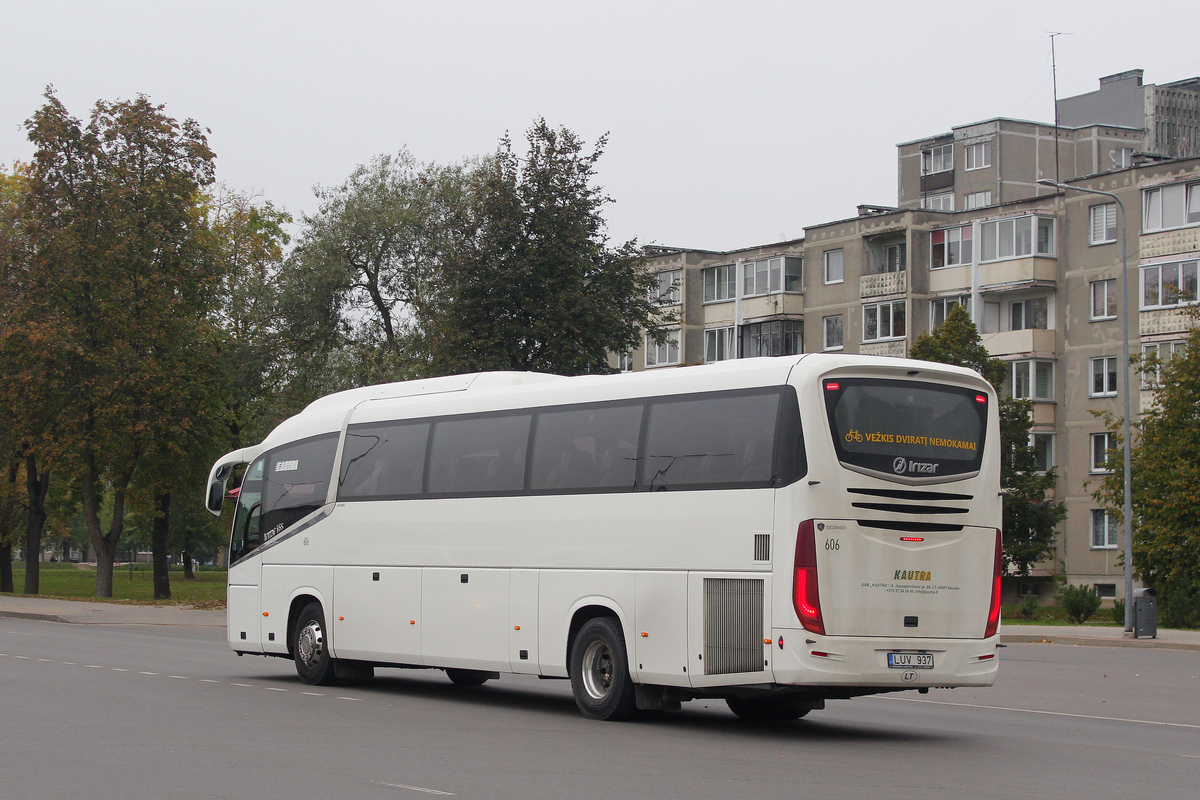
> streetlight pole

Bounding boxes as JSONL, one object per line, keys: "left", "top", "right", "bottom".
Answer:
{"left": 1038, "top": 178, "right": 1134, "bottom": 632}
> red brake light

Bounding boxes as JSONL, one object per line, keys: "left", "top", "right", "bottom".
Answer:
{"left": 793, "top": 520, "right": 825, "bottom": 635}
{"left": 900, "top": 536, "right": 924, "bottom": 542}
{"left": 825, "top": 382, "right": 840, "bottom": 391}
{"left": 985, "top": 529, "right": 1003, "bottom": 638}
{"left": 975, "top": 394, "right": 987, "bottom": 404}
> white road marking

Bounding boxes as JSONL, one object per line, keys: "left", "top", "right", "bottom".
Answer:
{"left": 85, "top": 664, "right": 102, "bottom": 668}
{"left": 372, "top": 782, "right": 455, "bottom": 796}
{"left": 15, "top": 656, "right": 29, "bottom": 659}
{"left": 139, "top": 671, "right": 157, "bottom": 675}
{"left": 37, "top": 658, "right": 51, "bottom": 662}
{"left": 301, "top": 691, "right": 323, "bottom": 696}
{"left": 338, "top": 696, "right": 362, "bottom": 701}
{"left": 231, "top": 683, "right": 251, "bottom": 687}
{"left": 168, "top": 675, "right": 188, "bottom": 679}
{"left": 872, "top": 695, "right": 1200, "bottom": 729}
{"left": 199, "top": 679, "right": 219, "bottom": 683}
{"left": 265, "top": 687, "right": 287, "bottom": 692}
{"left": 112, "top": 668, "right": 129, "bottom": 672}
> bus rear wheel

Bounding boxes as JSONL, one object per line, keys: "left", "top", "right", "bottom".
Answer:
{"left": 569, "top": 616, "right": 636, "bottom": 721}
{"left": 294, "top": 602, "right": 337, "bottom": 686}
{"left": 725, "top": 696, "right": 811, "bottom": 722}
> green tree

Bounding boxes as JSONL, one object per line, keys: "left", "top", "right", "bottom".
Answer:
{"left": 1093, "top": 322, "right": 1200, "bottom": 600}
{"left": 910, "top": 305, "right": 1065, "bottom": 574}
{"left": 425, "top": 120, "right": 663, "bottom": 376}
{"left": 9, "top": 90, "right": 218, "bottom": 597}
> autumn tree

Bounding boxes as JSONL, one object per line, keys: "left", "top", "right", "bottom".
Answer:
{"left": 424, "top": 120, "right": 662, "bottom": 376}
{"left": 1093, "top": 322, "right": 1200, "bottom": 612}
{"left": 910, "top": 305, "right": 1065, "bottom": 574}
{"left": 10, "top": 90, "right": 218, "bottom": 597}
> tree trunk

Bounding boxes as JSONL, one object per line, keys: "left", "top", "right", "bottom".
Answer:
{"left": 23, "top": 454, "right": 50, "bottom": 595}
{"left": 151, "top": 491, "right": 171, "bottom": 600}
{"left": 93, "top": 539, "right": 114, "bottom": 598}
{"left": 0, "top": 543, "right": 13, "bottom": 593}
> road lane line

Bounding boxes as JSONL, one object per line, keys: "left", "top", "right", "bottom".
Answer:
{"left": 15, "top": 656, "right": 29, "bottom": 659}
{"left": 372, "top": 782, "right": 455, "bottom": 796}
{"left": 301, "top": 691, "right": 323, "bottom": 696}
{"left": 872, "top": 695, "right": 1200, "bottom": 729}
{"left": 231, "top": 683, "right": 251, "bottom": 687}
{"left": 337, "top": 696, "right": 362, "bottom": 701}
{"left": 168, "top": 675, "right": 188, "bottom": 679}
{"left": 139, "top": 671, "right": 157, "bottom": 675}
{"left": 85, "top": 664, "right": 102, "bottom": 668}
{"left": 199, "top": 679, "right": 219, "bottom": 683}
{"left": 265, "top": 687, "right": 287, "bottom": 692}
{"left": 38, "top": 658, "right": 51, "bottom": 662}
{"left": 112, "top": 668, "right": 129, "bottom": 672}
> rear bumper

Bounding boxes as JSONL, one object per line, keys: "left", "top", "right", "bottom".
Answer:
{"left": 770, "top": 628, "right": 999, "bottom": 689}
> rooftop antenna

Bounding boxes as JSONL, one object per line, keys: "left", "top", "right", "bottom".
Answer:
{"left": 1047, "top": 31, "right": 1073, "bottom": 186}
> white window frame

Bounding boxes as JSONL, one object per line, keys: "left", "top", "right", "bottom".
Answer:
{"left": 703, "top": 326, "right": 736, "bottom": 363}
{"left": 883, "top": 243, "right": 906, "bottom": 273}
{"left": 979, "top": 215, "right": 1055, "bottom": 263}
{"left": 1009, "top": 297, "right": 1049, "bottom": 331}
{"left": 964, "top": 141, "right": 992, "bottom": 171}
{"left": 1090, "top": 356, "right": 1118, "bottom": 397}
{"left": 1140, "top": 260, "right": 1199, "bottom": 310}
{"left": 930, "top": 225, "right": 972, "bottom": 269}
{"left": 741, "top": 257, "right": 801, "bottom": 297}
{"left": 702, "top": 264, "right": 736, "bottom": 304}
{"left": 862, "top": 300, "right": 906, "bottom": 343}
{"left": 964, "top": 191, "right": 992, "bottom": 210}
{"left": 1090, "top": 432, "right": 1113, "bottom": 473}
{"left": 923, "top": 192, "right": 955, "bottom": 211}
{"left": 616, "top": 353, "right": 633, "bottom": 373}
{"left": 644, "top": 329, "right": 680, "bottom": 369}
{"left": 1142, "top": 181, "right": 1200, "bottom": 232}
{"left": 1141, "top": 340, "right": 1185, "bottom": 388}
{"left": 923, "top": 144, "right": 953, "bottom": 174}
{"left": 1029, "top": 432, "right": 1055, "bottom": 474}
{"left": 1091, "top": 509, "right": 1119, "bottom": 549}
{"left": 1112, "top": 148, "right": 1133, "bottom": 170}
{"left": 1089, "top": 203, "right": 1117, "bottom": 245}
{"left": 651, "top": 269, "right": 681, "bottom": 306}
{"left": 1011, "top": 360, "right": 1054, "bottom": 401}
{"left": 930, "top": 295, "right": 968, "bottom": 330}
{"left": 823, "top": 249, "right": 844, "bottom": 285}
{"left": 740, "top": 320, "right": 802, "bottom": 358}
{"left": 1090, "top": 279, "right": 1117, "bottom": 320}
{"left": 823, "top": 315, "right": 843, "bottom": 351}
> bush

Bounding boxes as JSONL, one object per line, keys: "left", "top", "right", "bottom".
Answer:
{"left": 1058, "top": 584, "right": 1102, "bottom": 624}
{"left": 1110, "top": 599, "right": 1125, "bottom": 626}
{"left": 1016, "top": 596, "right": 1039, "bottom": 620}
{"left": 1158, "top": 586, "right": 1200, "bottom": 629}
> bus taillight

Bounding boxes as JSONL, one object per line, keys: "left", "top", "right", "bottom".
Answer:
{"left": 793, "top": 520, "right": 825, "bottom": 635}
{"left": 985, "top": 529, "right": 1002, "bottom": 638}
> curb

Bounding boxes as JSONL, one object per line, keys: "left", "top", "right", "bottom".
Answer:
{"left": 1001, "top": 632, "right": 1200, "bottom": 652}
{"left": 0, "top": 610, "right": 69, "bottom": 624}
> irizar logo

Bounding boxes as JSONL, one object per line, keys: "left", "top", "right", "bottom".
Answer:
{"left": 893, "top": 457, "right": 938, "bottom": 475}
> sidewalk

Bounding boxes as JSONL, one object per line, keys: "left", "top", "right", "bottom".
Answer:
{"left": 1, "top": 595, "right": 1198, "bottom": 649}
{"left": 0, "top": 595, "right": 225, "bottom": 627}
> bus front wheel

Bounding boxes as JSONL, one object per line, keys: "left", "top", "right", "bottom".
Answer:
{"left": 569, "top": 616, "right": 636, "bottom": 721}
{"left": 294, "top": 602, "right": 337, "bottom": 686}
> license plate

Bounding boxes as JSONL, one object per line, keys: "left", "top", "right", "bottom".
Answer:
{"left": 887, "top": 652, "right": 934, "bottom": 669}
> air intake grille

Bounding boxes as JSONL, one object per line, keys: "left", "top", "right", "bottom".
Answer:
{"left": 753, "top": 533, "right": 771, "bottom": 562}
{"left": 703, "top": 578, "right": 763, "bottom": 675}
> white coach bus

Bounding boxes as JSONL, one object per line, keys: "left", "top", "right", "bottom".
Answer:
{"left": 204, "top": 354, "right": 1002, "bottom": 721}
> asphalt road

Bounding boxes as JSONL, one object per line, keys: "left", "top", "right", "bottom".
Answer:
{"left": 1, "top": 619, "right": 1197, "bottom": 800}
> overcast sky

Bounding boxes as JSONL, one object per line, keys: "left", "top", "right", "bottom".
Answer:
{"left": 3, "top": 1, "right": 1198, "bottom": 252}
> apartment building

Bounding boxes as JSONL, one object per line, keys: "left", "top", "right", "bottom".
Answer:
{"left": 619, "top": 70, "right": 1200, "bottom": 602}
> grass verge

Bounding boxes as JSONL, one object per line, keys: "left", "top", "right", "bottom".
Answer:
{"left": 5, "top": 564, "right": 227, "bottom": 608}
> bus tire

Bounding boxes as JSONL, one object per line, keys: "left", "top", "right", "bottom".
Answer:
{"left": 445, "top": 668, "right": 492, "bottom": 686}
{"left": 293, "top": 602, "right": 337, "bottom": 686}
{"left": 569, "top": 616, "right": 637, "bottom": 721}
{"left": 725, "top": 696, "right": 811, "bottom": 722}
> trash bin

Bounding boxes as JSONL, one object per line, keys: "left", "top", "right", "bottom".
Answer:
{"left": 1133, "top": 588, "right": 1157, "bottom": 639}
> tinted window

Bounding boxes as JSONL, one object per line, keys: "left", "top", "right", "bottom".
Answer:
{"left": 237, "top": 433, "right": 340, "bottom": 552}
{"left": 229, "top": 457, "right": 265, "bottom": 564}
{"left": 824, "top": 378, "right": 987, "bottom": 479}
{"left": 642, "top": 389, "right": 784, "bottom": 490}
{"left": 530, "top": 402, "right": 643, "bottom": 492}
{"left": 428, "top": 412, "right": 532, "bottom": 495}
{"left": 339, "top": 421, "right": 430, "bottom": 500}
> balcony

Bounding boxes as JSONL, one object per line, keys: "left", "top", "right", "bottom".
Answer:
{"left": 860, "top": 339, "right": 906, "bottom": 357}
{"left": 927, "top": 257, "right": 1057, "bottom": 295}
{"left": 1139, "top": 307, "right": 1197, "bottom": 336}
{"left": 981, "top": 328, "right": 1057, "bottom": 357}
{"left": 1141, "top": 226, "right": 1200, "bottom": 259}
{"left": 740, "top": 293, "right": 804, "bottom": 321}
{"left": 859, "top": 270, "right": 906, "bottom": 298}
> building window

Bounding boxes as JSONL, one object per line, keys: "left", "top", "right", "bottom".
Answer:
{"left": 1011, "top": 360, "right": 1054, "bottom": 401}
{"left": 883, "top": 243, "right": 906, "bottom": 273}
{"left": 1141, "top": 340, "right": 1185, "bottom": 388}
{"left": 704, "top": 327, "right": 735, "bottom": 363}
{"left": 823, "top": 315, "right": 843, "bottom": 351}
{"left": 742, "top": 257, "right": 802, "bottom": 297}
{"left": 862, "top": 300, "right": 906, "bottom": 342}
{"left": 1140, "top": 260, "right": 1199, "bottom": 309}
{"left": 1090, "top": 432, "right": 1113, "bottom": 473}
{"left": 1111, "top": 148, "right": 1133, "bottom": 170}
{"left": 1142, "top": 181, "right": 1200, "bottom": 232}
{"left": 922, "top": 144, "right": 953, "bottom": 174}
{"left": 980, "top": 216, "right": 1055, "bottom": 262}
{"left": 1009, "top": 297, "right": 1049, "bottom": 331}
{"left": 617, "top": 353, "right": 633, "bottom": 373}
{"left": 823, "top": 249, "right": 844, "bottom": 285}
{"left": 651, "top": 269, "right": 681, "bottom": 305}
{"left": 930, "top": 295, "right": 968, "bottom": 330}
{"left": 964, "top": 141, "right": 992, "bottom": 170}
{"left": 923, "top": 192, "right": 955, "bottom": 211}
{"left": 645, "top": 329, "right": 680, "bottom": 369}
{"left": 702, "top": 264, "right": 736, "bottom": 303}
{"left": 1029, "top": 432, "right": 1055, "bottom": 473}
{"left": 741, "top": 320, "right": 802, "bottom": 358}
{"left": 964, "top": 191, "right": 992, "bottom": 210}
{"left": 930, "top": 225, "right": 972, "bottom": 268}
{"left": 1091, "top": 509, "right": 1118, "bottom": 549}
{"left": 1089, "top": 203, "right": 1117, "bottom": 245}
{"left": 1090, "top": 356, "right": 1118, "bottom": 397}
{"left": 1090, "top": 279, "right": 1117, "bottom": 320}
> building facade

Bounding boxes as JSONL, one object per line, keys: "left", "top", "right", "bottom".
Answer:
{"left": 618, "top": 71, "right": 1200, "bottom": 603}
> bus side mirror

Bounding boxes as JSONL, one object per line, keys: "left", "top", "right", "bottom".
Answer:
{"left": 206, "top": 480, "right": 225, "bottom": 514}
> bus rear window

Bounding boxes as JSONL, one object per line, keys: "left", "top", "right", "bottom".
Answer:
{"left": 824, "top": 378, "right": 986, "bottom": 480}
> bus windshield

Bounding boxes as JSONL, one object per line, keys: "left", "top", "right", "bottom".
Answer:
{"left": 823, "top": 377, "right": 987, "bottom": 479}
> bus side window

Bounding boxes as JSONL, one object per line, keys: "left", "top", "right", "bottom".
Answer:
{"left": 529, "top": 402, "right": 643, "bottom": 492}
{"left": 339, "top": 420, "right": 430, "bottom": 499}
{"left": 428, "top": 412, "right": 532, "bottom": 495}
{"left": 258, "top": 433, "right": 339, "bottom": 539}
